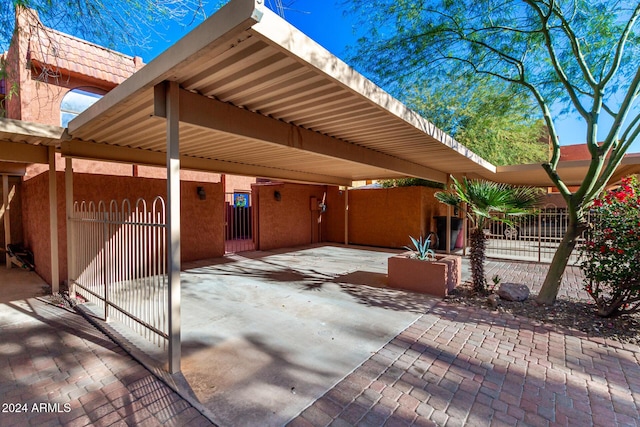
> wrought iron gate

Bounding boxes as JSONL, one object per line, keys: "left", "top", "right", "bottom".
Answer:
{"left": 483, "top": 204, "right": 587, "bottom": 265}
{"left": 69, "top": 197, "right": 168, "bottom": 348}
{"left": 224, "top": 191, "right": 254, "bottom": 253}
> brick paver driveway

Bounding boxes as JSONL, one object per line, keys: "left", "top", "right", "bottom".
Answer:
{"left": 290, "top": 261, "right": 640, "bottom": 427}
{"left": 0, "top": 297, "right": 212, "bottom": 427}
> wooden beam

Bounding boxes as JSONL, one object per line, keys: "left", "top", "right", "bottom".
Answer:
{"left": 0, "top": 162, "right": 27, "bottom": 175}
{"left": 0, "top": 141, "right": 49, "bottom": 163}
{"left": 152, "top": 87, "right": 447, "bottom": 183}
{"left": 60, "top": 140, "right": 352, "bottom": 186}
{"left": 0, "top": 117, "right": 66, "bottom": 140}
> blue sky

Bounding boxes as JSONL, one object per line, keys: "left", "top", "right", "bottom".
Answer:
{"left": 127, "top": 0, "right": 640, "bottom": 155}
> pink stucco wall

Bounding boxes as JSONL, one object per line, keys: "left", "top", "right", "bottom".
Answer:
{"left": 253, "top": 182, "right": 327, "bottom": 251}
{"left": 21, "top": 171, "right": 224, "bottom": 287}
{"left": 325, "top": 186, "right": 449, "bottom": 249}
{"left": 253, "top": 184, "right": 450, "bottom": 251}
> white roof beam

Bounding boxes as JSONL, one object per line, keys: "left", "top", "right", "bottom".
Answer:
{"left": 60, "top": 140, "right": 352, "bottom": 186}
{"left": 153, "top": 84, "right": 447, "bottom": 183}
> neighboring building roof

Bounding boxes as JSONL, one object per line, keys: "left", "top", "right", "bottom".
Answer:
{"left": 24, "top": 9, "right": 143, "bottom": 85}
{"left": 559, "top": 143, "right": 592, "bottom": 161}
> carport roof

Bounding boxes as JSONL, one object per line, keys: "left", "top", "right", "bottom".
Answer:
{"left": 3, "top": 0, "right": 637, "bottom": 187}
{"left": 473, "top": 154, "right": 640, "bottom": 187}
{"left": 0, "top": 119, "right": 64, "bottom": 169}
{"left": 63, "top": 0, "right": 495, "bottom": 186}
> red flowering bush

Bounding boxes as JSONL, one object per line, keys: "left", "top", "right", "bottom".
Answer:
{"left": 580, "top": 176, "right": 640, "bottom": 317}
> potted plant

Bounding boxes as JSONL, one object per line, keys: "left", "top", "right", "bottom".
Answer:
{"left": 387, "top": 235, "right": 461, "bottom": 297}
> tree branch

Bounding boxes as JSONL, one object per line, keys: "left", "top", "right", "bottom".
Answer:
{"left": 600, "top": 3, "right": 640, "bottom": 86}
{"left": 522, "top": 0, "right": 589, "bottom": 119}
{"left": 550, "top": 1, "right": 598, "bottom": 88}
{"left": 603, "top": 65, "right": 640, "bottom": 150}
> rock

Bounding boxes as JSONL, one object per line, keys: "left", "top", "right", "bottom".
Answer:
{"left": 497, "top": 282, "right": 530, "bottom": 302}
{"left": 487, "top": 294, "right": 499, "bottom": 308}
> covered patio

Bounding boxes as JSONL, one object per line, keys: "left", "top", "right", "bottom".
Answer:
{"left": 57, "top": 0, "right": 495, "bottom": 375}
{"left": 2, "top": 0, "right": 640, "bottom": 425}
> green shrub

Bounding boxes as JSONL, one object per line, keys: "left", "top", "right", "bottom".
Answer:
{"left": 580, "top": 176, "right": 640, "bottom": 317}
{"left": 380, "top": 178, "right": 445, "bottom": 189}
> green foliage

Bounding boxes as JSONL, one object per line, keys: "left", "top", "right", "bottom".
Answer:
{"left": 435, "top": 176, "right": 543, "bottom": 230}
{"left": 404, "top": 235, "right": 436, "bottom": 261}
{"left": 380, "top": 178, "right": 445, "bottom": 189}
{"left": 0, "top": 0, "right": 203, "bottom": 53}
{"left": 436, "top": 176, "right": 541, "bottom": 293}
{"left": 580, "top": 176, "right": 640, "bottom": 317}
{"left": 346, "top": 0, "right": 640, "bottom": 304}
{"left": 404, "top": 74, "right": 549, "bottom": 166}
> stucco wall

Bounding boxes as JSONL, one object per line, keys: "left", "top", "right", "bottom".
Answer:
{"left": 21, "top": 173, "right": 52, "bottom": 282}
{"left": 325, "top": 186, "right": 449, "bottom": 249}
{"left": 21, "top": 172, "right": 224, "bottom": 287}
{"left": 0, "top": 177, "right": 24, "bottom": 252}
{"left": 253, "top": 183, "right": 327, "bottom": 251}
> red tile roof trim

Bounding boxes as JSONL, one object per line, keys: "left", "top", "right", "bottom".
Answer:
{"left": 26, "top": 20, "right": 144, "bottom": 85}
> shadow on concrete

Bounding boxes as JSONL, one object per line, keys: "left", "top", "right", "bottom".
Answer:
{"left": 176, "top": 244, "right": 437, "bottom": 426}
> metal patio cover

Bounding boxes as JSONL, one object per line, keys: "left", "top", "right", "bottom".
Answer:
{"left": 63, "top": 0, "right": 496, "bottom": 187}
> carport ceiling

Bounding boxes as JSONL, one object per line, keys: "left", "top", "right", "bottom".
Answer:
{"left": 65, "top": 0, "right": 495, "bottom": 187}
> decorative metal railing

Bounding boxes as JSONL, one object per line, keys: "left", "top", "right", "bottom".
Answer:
{"left": 69, "top": 197, "right": 168, "bottom": 348}
{"left": 483, "top": 204, "right": 590, "bottom": 265}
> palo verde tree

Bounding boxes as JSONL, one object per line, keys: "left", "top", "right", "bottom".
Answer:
{"left": 346, "top": 0, "right": 640, "bottom": 305}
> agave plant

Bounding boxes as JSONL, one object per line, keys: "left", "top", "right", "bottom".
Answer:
{"left": 404, "top": 235, "right": 436, "bottom": 261}
{"left": 436, "top": 176, "right": 542, "bottom": 294}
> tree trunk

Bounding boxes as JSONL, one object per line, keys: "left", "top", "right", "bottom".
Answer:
{"left": 469, "top": 227, "right": 487, "bottom": 293}
{"left": 535, "top": 220, "right": 582, "bottom": 305}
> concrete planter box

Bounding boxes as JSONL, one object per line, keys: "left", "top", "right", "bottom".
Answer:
{"left": 387, "top": 253, "right": 461, "bottom": 297}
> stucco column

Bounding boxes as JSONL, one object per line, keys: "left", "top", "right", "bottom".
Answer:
{"left": 3, "top": 174, "right": 10, "bottom": 268}
{"left": 344, "top": 187, "right": 349, "bottom": 245}
{"left": 65, "top": 157, "right": 74, "bottom": 297}
{"left": 49, "top": 147, "right": 59, "bottom": 293}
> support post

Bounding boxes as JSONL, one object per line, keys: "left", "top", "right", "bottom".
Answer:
{"left": 165, "top": 80, "right": 181, "bottom": 374}
{"left": 344, "top": 187, "right": 349, "bottom": 245}
{"left": 48, "top": 148, "right": 59, "bottom": 293}
{"left": 446, "top": 174, "right": 452, "bottom": 255}
{"left": 2, "top": 175, "right": 10, "bottom": 268}
{"left": 462, "top": 202, "right": 468, "bottom": 256}
{"left": 65, "top": 158, "right": 75, "bottom": 297}
{"left": 446, "top": 205, "right": 451, "bottom": 254}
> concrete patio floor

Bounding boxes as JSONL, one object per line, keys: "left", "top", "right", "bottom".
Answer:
{"left": 177, "top": 245, "right": 444, "bottom": 426}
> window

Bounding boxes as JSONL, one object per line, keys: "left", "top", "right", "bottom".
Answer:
{"left": 60, "top": 88, "right": 104, "bottom": 127}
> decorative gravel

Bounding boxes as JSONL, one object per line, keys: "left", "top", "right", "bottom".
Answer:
{"left": 445, "top": 282, "right": 640, "bottom": 346}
